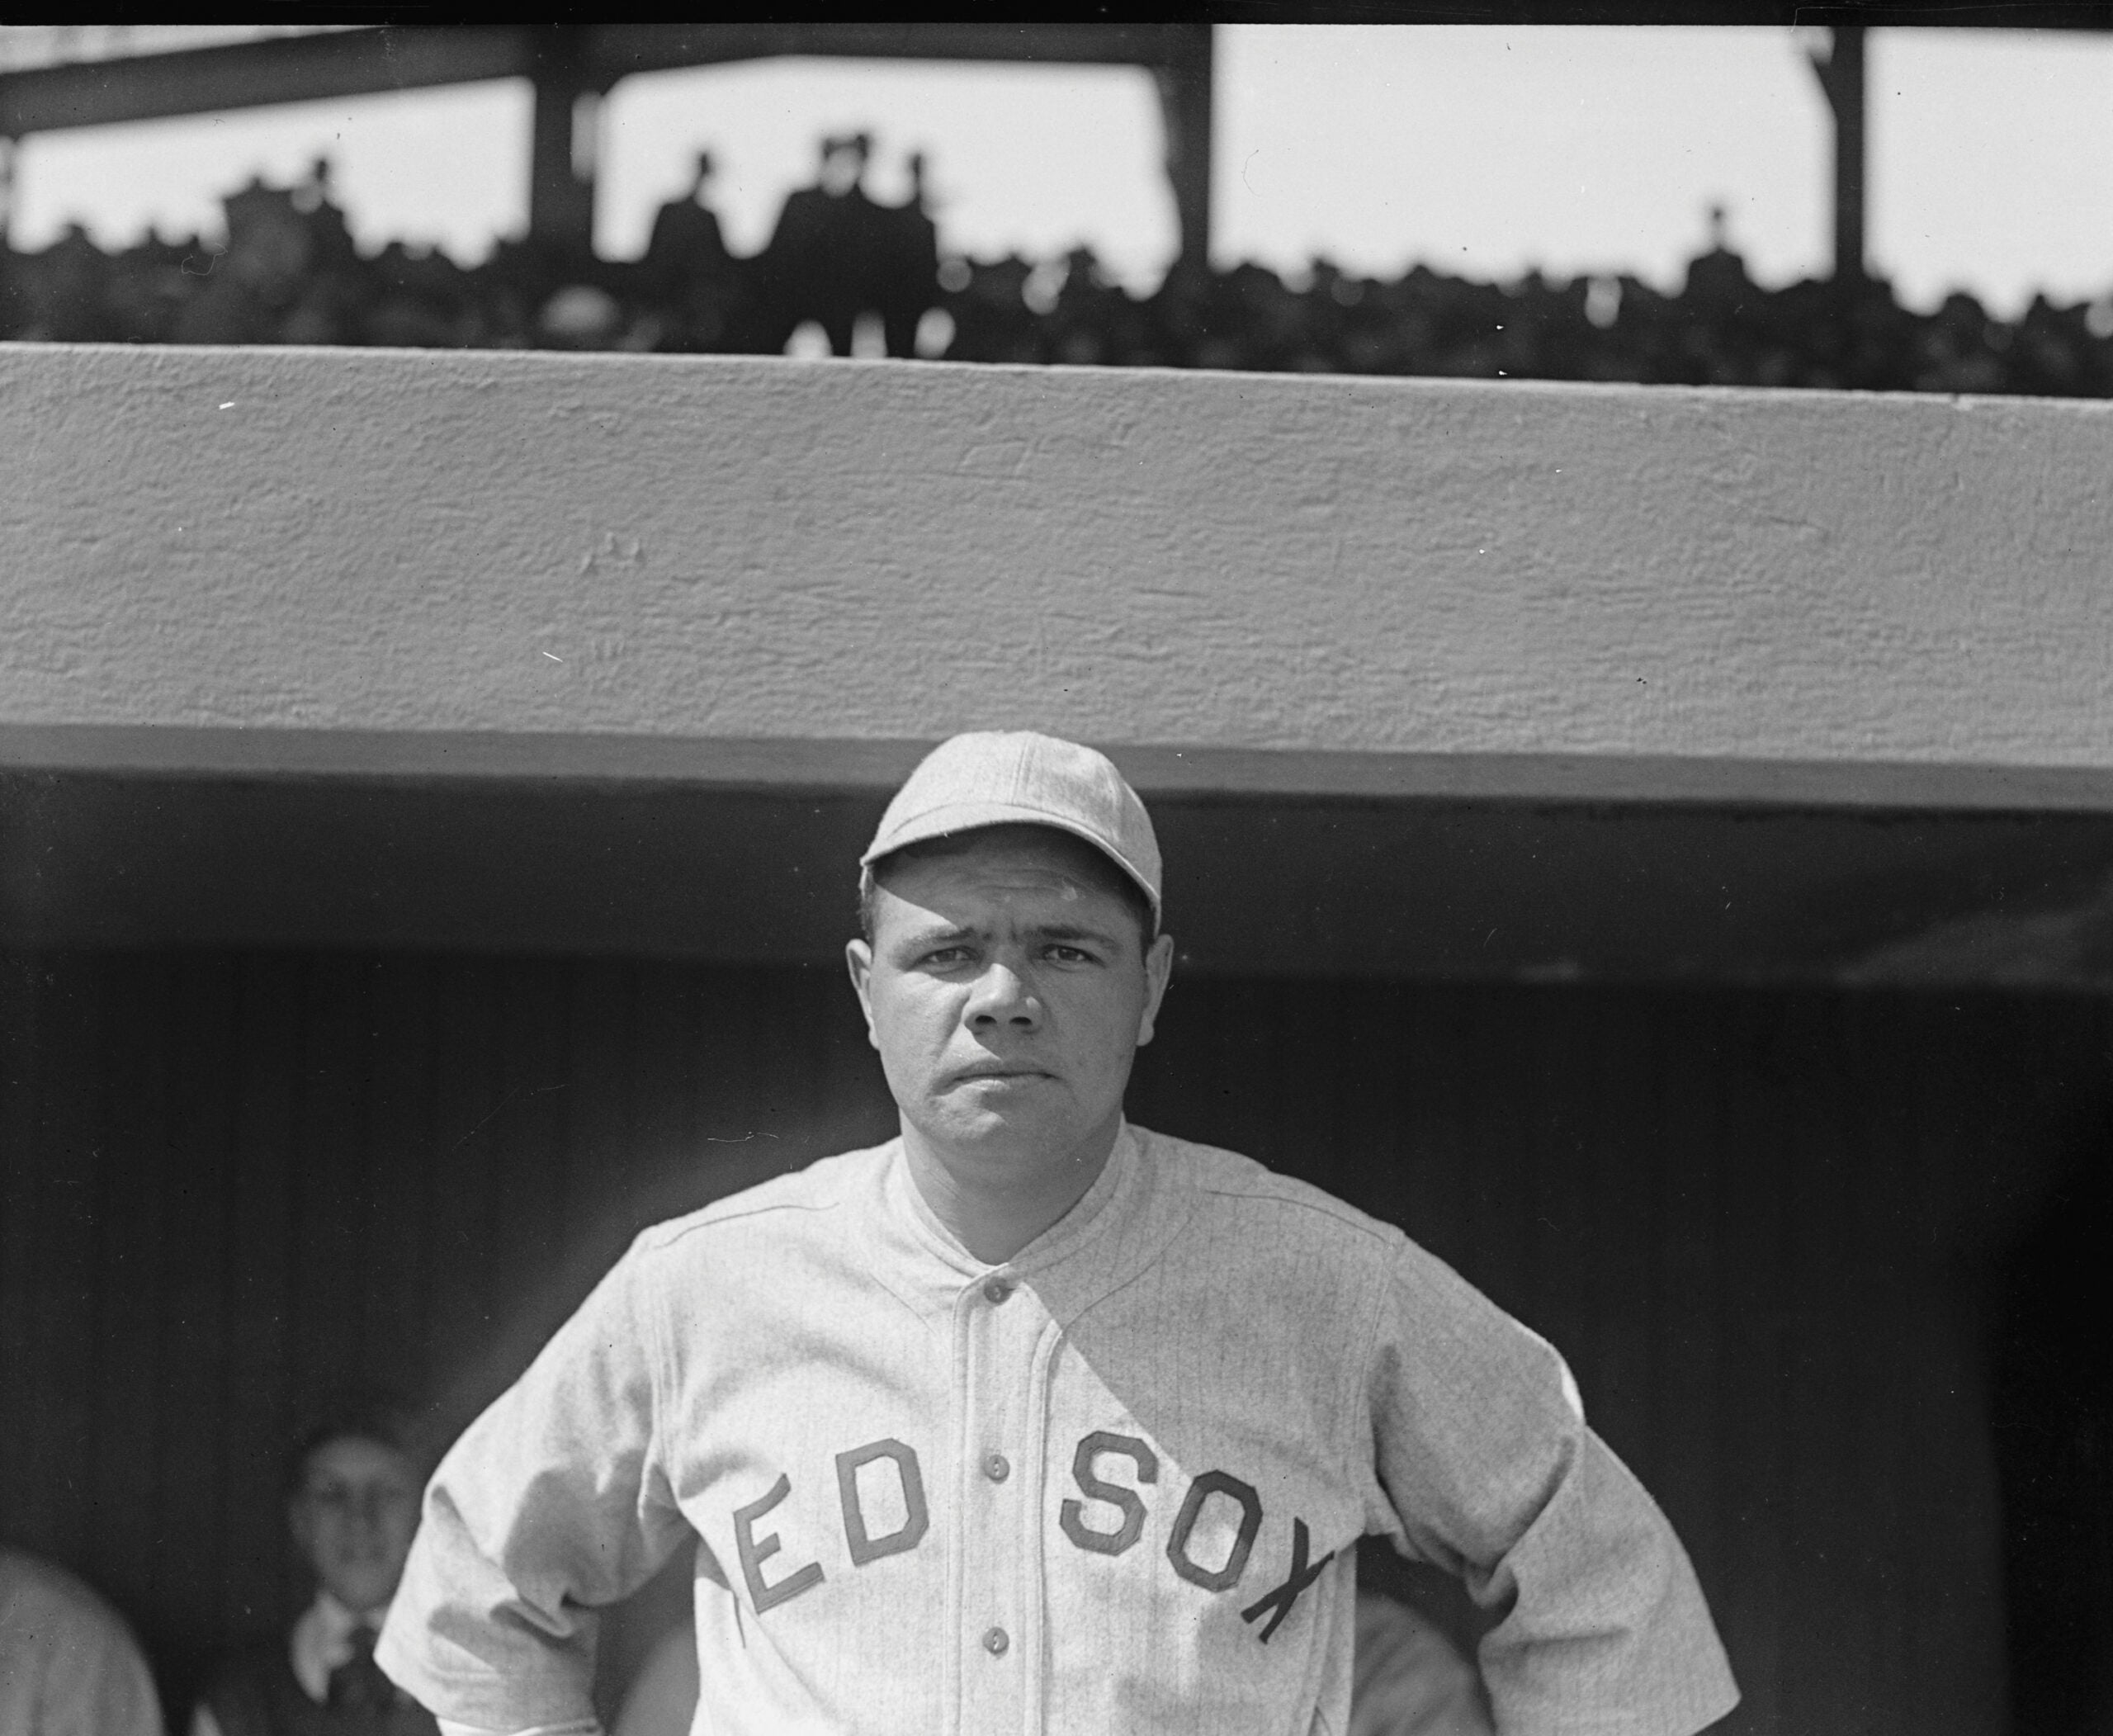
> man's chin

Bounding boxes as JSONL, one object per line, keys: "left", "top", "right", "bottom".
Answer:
{"left": 918, "top": 1099, "right": 1072, "bottom": 1157}
{"left": 324, "top": 1571, "right": 401, "bottom": 1612}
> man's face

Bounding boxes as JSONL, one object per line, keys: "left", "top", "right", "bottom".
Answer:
{"left": 821, "top": 143, "right": 864, "bottom": 197}
{"left": 286, "top": 1435, "right": 422, "bottom": 1615}
{"left": 846, "top": 826, "right": 1173, "bottom": 1175}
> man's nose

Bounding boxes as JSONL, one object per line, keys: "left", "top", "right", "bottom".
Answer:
{"left": 967, "top": 959, "right": 1040, "bottom": 1028}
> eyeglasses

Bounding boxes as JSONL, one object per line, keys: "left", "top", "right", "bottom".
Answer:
{"left": 297, "top": 1481, "right": 419, "bottom": 1520}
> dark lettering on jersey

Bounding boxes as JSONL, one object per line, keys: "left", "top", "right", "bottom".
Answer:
{"left": 836, "top": 1437, "right": 930, "bottom": 1566}
{"left": 1059, "top": 1430, "right": 1159, "bottom": 1556}
{"left": 732, "top": 1472, "right": 825, "bottom": 1614}
{"left": 1165, "top": 1469, "right": 1263, "bottom": 1592}
{"left": 727, "top": 1430, "right": 1332, "bottom": 1645}
{"left": 1240, "top": 1517, "right": 1335, "bottom": 1643}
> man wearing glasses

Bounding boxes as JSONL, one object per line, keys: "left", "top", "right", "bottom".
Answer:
{"left": 194, "top": 1404, "right": 435, "bottom": 1736}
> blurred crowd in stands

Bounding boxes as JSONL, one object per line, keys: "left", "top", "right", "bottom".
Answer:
{"left": 5, "top": 132, "right": 2111, "bottom": 396}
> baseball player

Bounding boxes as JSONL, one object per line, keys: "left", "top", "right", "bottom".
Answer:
{"left": 377, "top": 730, "right": 1739, "bottom": 1735}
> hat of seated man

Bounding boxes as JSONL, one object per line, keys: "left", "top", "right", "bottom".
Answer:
{"left": 861, "top": 731, "right": 1161, "bottom": 921}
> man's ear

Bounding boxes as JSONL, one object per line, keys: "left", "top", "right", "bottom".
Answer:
{"left": 845, "top": 939, "right": 880, "bottom": 1051}
{"left": 1137, "top": 931, "right": 1175, "bottom": 1048}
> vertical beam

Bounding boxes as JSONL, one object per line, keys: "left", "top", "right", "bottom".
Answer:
{"left": 0, "top": 135, "right": 15, "bottom": 248}
{"left": 528, "top": 26, "right": 598, "bottom": 258}
{"left": 1807, "top": 26, "right": 1868, "bottom": 284}
{"left": 1151, "top": 23, "right": 1213, "bottom": 273}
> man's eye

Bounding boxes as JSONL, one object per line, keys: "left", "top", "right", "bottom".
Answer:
{"left": 1045, "top": 945, "right": 1096, "bottom": 964}
{"left": 922, "top": 947, "right": 971, "bottom": 967}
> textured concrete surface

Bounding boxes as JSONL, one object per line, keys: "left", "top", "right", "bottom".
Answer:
{"left": 5, "top": 345, "right": 2111, "bottom": 802}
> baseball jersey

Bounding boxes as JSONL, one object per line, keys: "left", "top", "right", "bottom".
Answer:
{"left": 376, "top": 1124, "right": 1737, "bottom": 1736}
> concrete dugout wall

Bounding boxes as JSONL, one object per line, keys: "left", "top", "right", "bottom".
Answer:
{"left": 4, "top": 345, "right": 2112, "bottom": 808}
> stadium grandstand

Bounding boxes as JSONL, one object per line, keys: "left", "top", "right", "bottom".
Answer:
{"left": 2, "top": 21, "right": 2110, "bottom": 393}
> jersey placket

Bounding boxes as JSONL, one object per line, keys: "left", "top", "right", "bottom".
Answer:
{"left": 951, "top": 1265, "right": 1046, "bottom": 1736}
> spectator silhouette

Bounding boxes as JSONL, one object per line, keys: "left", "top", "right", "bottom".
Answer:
{"left": 938, "top": 253, "right": 1044, "bottom": 365}
{"left": 281, "top": 157, "right": 362, "bottom": 344}
{"left": 1681, "top": 204, "right": 1751, "bottom": 307}
{"left": 754, "top": 131, "right": 880, "bottom": 355}
{"left": 645, "top": 151, "right": 730, "bottom": 288}
{"left": 8, "top": 221, "right": 112, "bottom": 342}
{"left": 869, "top": 149, "right": 940, "bottom": 357}
{"left": 171, "top": 177, "right": 312, "bottom": 345}
{"left": 363, "top": 240, "right": 477, "bottom": 349}
{"left": 292, "top": 158, "right": 359, "bottom": 277}
{"left": 643, "top": 151, "right": 741, "bottom": 350}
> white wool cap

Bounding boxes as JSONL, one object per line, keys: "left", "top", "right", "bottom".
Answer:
{"left": 860, "top": 731, "right": 1162, "bottom": 919}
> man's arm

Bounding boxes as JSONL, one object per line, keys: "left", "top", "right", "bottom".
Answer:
{"left": 376, "top": 1241, "right": 692, "bottom": 1732}
{"left": 1364, "top": 1237, "right": 1738, "bottom": 1736}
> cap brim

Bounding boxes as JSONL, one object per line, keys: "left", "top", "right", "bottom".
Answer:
{"left": 859, "top": 799, "right": 1160, "bottom": 916}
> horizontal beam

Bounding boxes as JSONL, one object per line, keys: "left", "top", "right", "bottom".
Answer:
{"left": 0, "top": 22, "right": 1203, "bottom": 138}
{"left": 589, "top": 22, "right": 1198, "bottom": 79}
{"left": 0, "top": 26, "right": 534, "bottom": 136}
{"left": 7, "top": 725, "right": 2113, "bottom": 816}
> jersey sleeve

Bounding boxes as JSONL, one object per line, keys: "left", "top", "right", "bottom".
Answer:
{"left": 376, "top": 1237, "right": 691, "bottom": 1730}
{"left": 1362, "top": 1237, "right": 1739, "bottom": 1736}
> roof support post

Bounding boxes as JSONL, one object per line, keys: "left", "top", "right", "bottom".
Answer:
{"left": 1806, "top": 25, "right": 1867, "bottom": 285}
{"left": 528, "top": 26, "right": 600, "bottom": 258}
{"left": 1151, "top": 23, "right": 1213, "bottom": 274}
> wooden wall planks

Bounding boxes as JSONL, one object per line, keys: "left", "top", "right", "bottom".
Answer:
{"left": 1, "top": 948, "right": 2106, "bottom": 1732}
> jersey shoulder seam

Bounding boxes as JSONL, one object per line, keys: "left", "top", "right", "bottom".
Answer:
{"left": 1134, "top": 1128, "right": 1406, "bottom": 1251}
{"left": 1193, "top": 1181, "right": 1402, "bottom": 1246}
{"left": 636, "top": 1190, "right": 844, "bottom": 1255}
{"left": 628, "top": 1145, "right": 891, "bottom": 1255}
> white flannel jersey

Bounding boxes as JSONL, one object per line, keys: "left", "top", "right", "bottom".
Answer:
{"left": 376, "top": 1124, "right": 1738, "bottom": 1736}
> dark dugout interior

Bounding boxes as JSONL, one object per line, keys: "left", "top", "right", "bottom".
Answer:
{"left": 3, "top": 766, "right": 2111, "bottom": 1733}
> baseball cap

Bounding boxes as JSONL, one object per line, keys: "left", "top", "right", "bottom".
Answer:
{"left": 860, "top": 731, "right": 1162, "bottom": 920}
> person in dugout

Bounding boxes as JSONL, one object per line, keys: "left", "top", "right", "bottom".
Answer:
{"left": 192, "top": 1404, "right": 437, "bottom": 1736}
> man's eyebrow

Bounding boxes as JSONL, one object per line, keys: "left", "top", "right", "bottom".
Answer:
{"left": 1031, "top": 921, "right": 1123, "bottom": 947}
{"left": 888, "top": 920, "right": 1123, "bottom": 953}
{"left": 892, "top": 922, "right": 977, "bottom": 953}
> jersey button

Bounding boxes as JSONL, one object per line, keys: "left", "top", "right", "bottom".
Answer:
{"left": 981, "top": 1276, "right": 1014, "bottom": 1304}
{"left": 983, "top": 1625, "right": 1009, "bottom": 1657}
{"left": 983, "top": 1452, "right": 1010, "bottom": 1483}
